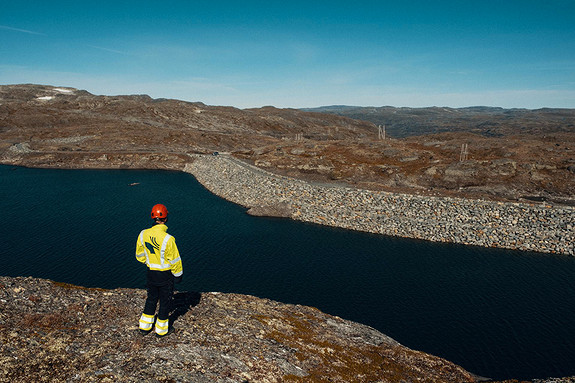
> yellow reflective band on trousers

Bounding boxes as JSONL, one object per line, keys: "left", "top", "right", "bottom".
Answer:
{"left": 139, "top": 313, "right": 155, "bottom": 331}
{"left": 155, "top": 318, "right": 169, "bottom": 336}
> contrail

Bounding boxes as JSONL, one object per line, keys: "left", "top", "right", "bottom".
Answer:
{"left": 1, "top": 25, "right": 129, "bottom": 56}
{"left": 87, "top": 45, "right": 130, "bottom": 56}
{"left": 0, "top": 25, "right": 46, "bottom": 36}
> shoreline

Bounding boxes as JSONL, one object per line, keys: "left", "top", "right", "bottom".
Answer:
{"left": 3, "top": 160, "right": 575, "bottom": 381}
{"left": 2, "top": 152, "right": 574, "bottom": 256}
{"left": 184, "top": 154, "right": 575, "bottom": 256}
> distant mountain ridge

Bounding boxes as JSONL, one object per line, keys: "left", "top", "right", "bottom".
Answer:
{"left": 301, "top": 105, "right": 575, "bottom": 138}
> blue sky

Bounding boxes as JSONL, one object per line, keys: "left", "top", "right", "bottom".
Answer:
{"left": 1, "top": 1, "right": 574, "bottom": 109}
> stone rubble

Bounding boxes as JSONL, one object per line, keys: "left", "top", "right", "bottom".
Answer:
{"left": 185, "top": 155, "right": 575, "bottom": 256}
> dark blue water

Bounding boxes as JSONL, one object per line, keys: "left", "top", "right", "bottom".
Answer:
{"left": 1, "top": 165, "right": 575, "bottom": 380}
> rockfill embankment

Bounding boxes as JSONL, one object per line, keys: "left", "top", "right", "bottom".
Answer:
{"left": 185, "top": 154, "right": 575, "bottom": 256}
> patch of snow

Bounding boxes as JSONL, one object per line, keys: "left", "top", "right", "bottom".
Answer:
{"left": 37, "top": 96, "right": 54, "bottom": 101}
{"left": 54, "top": 88, "right": 74, "bottom": 94}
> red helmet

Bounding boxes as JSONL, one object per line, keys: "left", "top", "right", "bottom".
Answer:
{"left": 151, "top": 204, "right": 168, "bottom": 219}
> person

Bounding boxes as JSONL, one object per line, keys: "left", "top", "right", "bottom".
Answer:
{"left": 135, "top": 203, "right": 183, "bottom": 337}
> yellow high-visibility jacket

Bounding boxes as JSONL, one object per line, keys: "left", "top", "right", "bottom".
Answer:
{"left": 135, "top": 224, "right": 183, "bottom": 277}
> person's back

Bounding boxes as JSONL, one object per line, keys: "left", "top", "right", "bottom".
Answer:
{"left": 136, "top": 204, "right": 183, "bottom": 337}
{"left": 137, "top": 223, "right": 182, "bottom": 282}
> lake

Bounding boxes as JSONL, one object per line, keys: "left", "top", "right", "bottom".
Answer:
{"left": 1, "top": 164, "right": 574, "bottom": 380}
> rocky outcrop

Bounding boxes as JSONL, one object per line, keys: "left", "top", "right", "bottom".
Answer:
{"left": 0, "top": 276, "right": 479, "bottom": 382}
{"left": 246, "top": 202, "right": 294, "bottom": 218}
{"left": 185, "top": 155, "right": 575, "bottom": 256}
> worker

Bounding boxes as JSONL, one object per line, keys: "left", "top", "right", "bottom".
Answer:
{"left": 135, "top": 203, "right": 183, "bottom": 337}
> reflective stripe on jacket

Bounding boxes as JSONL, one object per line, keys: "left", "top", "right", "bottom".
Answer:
{"left": 135, "top": 224, "right": 183, "bottom": 277}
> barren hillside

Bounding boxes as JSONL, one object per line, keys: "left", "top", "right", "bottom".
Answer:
{"left": 1, "top": 84, "right": 574, "bottom": 205}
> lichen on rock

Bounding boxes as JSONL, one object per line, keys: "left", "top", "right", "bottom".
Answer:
{"left": 0, "top": 276, "right": 480, "bottom": 382}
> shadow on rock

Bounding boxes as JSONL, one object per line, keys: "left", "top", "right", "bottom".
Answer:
{"left": 169, "top": 291, "right": 201, "bottom": 326}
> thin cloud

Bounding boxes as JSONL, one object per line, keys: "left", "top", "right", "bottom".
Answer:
{"left": 87, "top": 45, "right": 131, "bottom": 56}
{"left": 0, "top": 24, "right": 45, "bottom": 36}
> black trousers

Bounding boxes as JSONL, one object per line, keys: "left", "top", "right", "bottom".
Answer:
{"left": 143, "top": 270, "right": 174, "bottom": 321}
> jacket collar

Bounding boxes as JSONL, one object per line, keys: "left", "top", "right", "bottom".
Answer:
{"left": 151, "top": 223, "right": 168, "bottom": 232}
